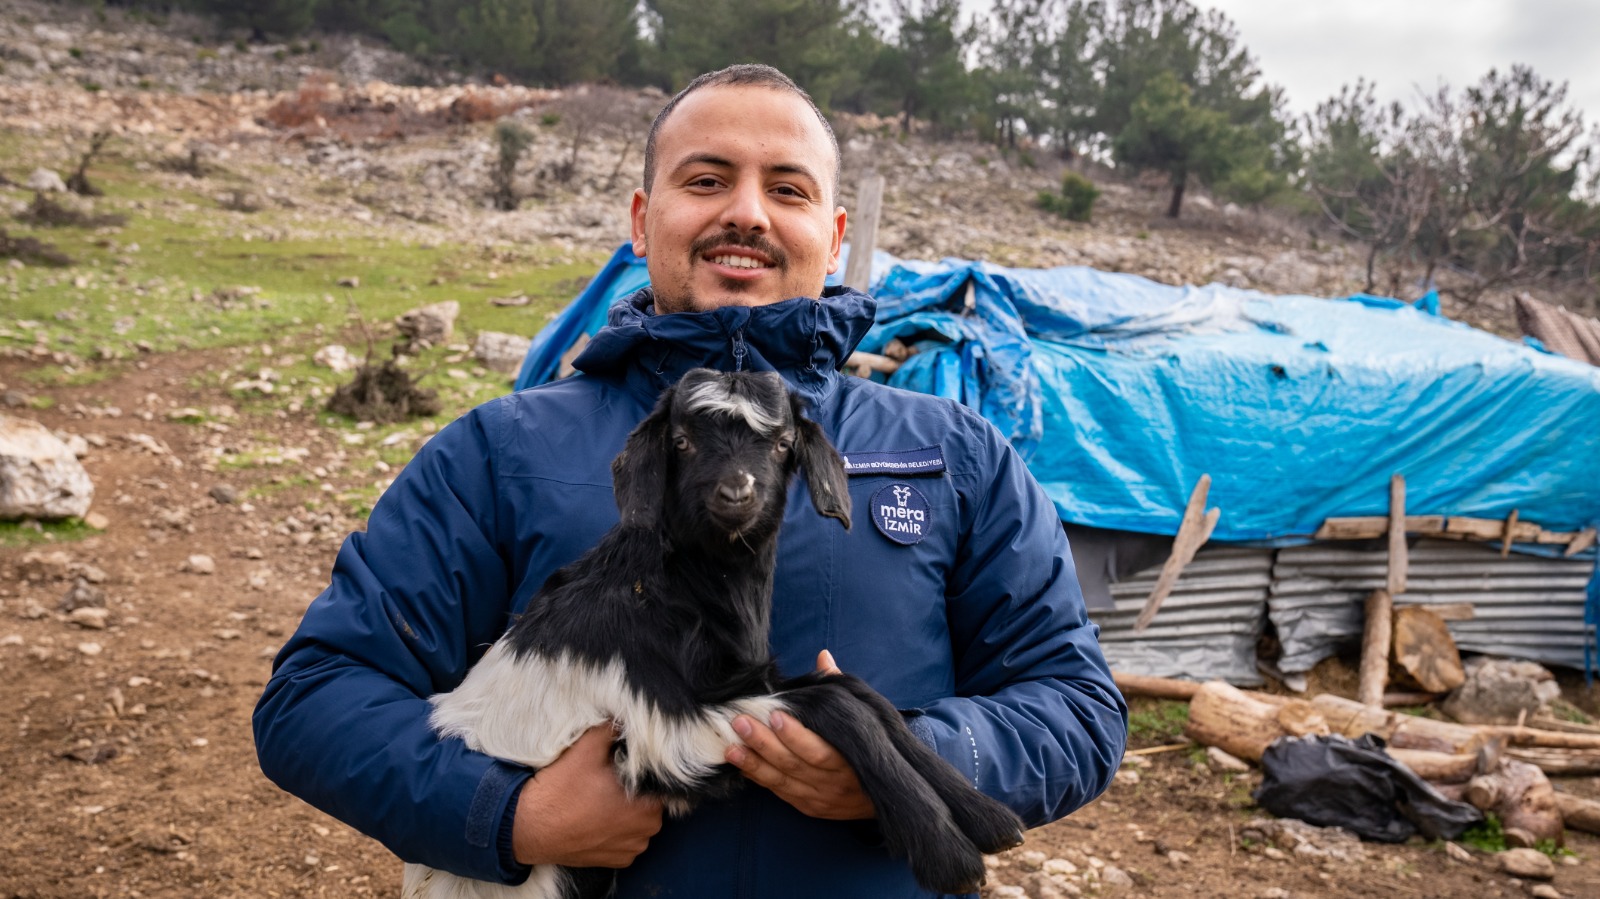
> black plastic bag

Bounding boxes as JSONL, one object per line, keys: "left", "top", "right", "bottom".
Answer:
{"left": 1253, "top": 733, "right": 1482, "bottom": 843}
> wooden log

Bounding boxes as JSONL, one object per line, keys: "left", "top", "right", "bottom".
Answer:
{"left": 1392, "top": 606, "right": 1465, "bottom": 693}
{"left": 1486, "top": 727, "right": 1600, "bottom": 750}
{"left": 1134, "top": 475, "right": 1218, "bottom": 631}
{"left": 846, "top": 350, "right": 902, "bottom": 377}
{"left": 1309, "top": 694, "right": 1489, "bottom": 755}
{"left": 1112, "top": 670, "right": 1201, "bottom": 701}
{"left": 1383, "top": 691, "right": 1447, "bottom": 707}
{"left": 1359, "top": 589, "right": 1393, "bottom": 707}
{"left": 1444, "top": 515, "right": 1543, "bottom": 543}
{"left": 1388, "top": 475, "right": 1408, "bottom": 593}
{"left": 1464, "top": 760, "right": 1564, "bottom": 847}
{"left": 1501, "top": 508, "right": 1520, "bottom": 558}
{"left": 842, "top": 170, "right": 883, "bottom": 291}
{"left": 1556, "top": 791, "right": 1600, "bottom": 835}
{"left": 1183, "top": 681, "right": 1322, "bottom": 762}
{"left": 1508, "top": 747, "right": 1600, "bottom": 775}
{"left": 1314, "top": 515, "right": 1444, "bottom": 540}
{"left": 1388, "top": 748, "right": 1484, "bottom": 784}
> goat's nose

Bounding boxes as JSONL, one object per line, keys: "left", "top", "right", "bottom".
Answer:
{"left": 718, "top": 472, "right": 756, "bottom": 505}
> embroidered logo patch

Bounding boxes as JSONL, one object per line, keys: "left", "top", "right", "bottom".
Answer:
{"left": 871, "top": 483, "right": 930, "bottom": 545}
{"left": 841, "top": 445, "right": 946, "bottom": 476}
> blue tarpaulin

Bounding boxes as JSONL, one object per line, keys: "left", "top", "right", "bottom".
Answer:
{"left": 516, "top": 243, "right": 1600, "bottom": 637}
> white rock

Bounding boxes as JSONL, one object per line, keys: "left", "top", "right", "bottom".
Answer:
{"left": 1113, "top": 768, "right": 1140, "bottom": 786}
{"left": 474, "top": 330, "right": 533, "bottom": 374}
{"left": 77, "top": 641, "right": 103, "bottom": 656}
{"left": 1529, "top": 885, "right": 1562, "bottom": 899}
{"left": 1017, "top": 850, "right": 1047, "bottom": 870}
{"left": 991, "top": 887, "right": 1026, "bottom": 898}
{"left": 1100, "top": 865, "right": 1132, "bottom": 888}
{"left": 312, "top": 344, "right": 357, "bottom": 373}
{"left": 0, "top": 414, "right": 95, "bottom": 519}
{"left": 395, "top": 301, "right": 460, "bottom": 346}
{"left": 1445, "top": 841, "right": 1473, "bottom": 863}
{"left": 1259, "top": 889, "right": 1291, "bottom": 899}
{"left": 26, "top": 168, "right": 67, "bottom": 193}
{"left": 1499, "top": 847, "right": 1555, "bottom": 880}
{"left": 186, "top": 554, "right": 216, "bottom": 575}
{"left": 69, "top": 607, "right": 109, "bottom": 629}
{"left": 1043, "top": 858, "right": 1078, "bottom": 876}
{"left": 1208, "top": 745, "right": 1251, "bottom": 772}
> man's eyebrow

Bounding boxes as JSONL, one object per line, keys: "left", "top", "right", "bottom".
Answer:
{"left": 669, "top": 153, "right": 824, "bottom": 189}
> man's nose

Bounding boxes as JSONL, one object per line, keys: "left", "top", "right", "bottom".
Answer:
{"left": 719, "top": 178, "right": 770, "bottom": 233}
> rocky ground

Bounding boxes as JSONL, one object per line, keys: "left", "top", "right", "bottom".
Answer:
{"left": 2, "top": 1, "right": 1598, "bottom": 898}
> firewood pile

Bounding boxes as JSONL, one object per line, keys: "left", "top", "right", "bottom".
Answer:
{"left": 1117, "top": 668, "right": 1600, "bottom": 849}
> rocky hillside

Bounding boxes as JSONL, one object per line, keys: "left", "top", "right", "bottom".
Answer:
{"left": 0, "top": 0, "right": 1524, "bottom": 336}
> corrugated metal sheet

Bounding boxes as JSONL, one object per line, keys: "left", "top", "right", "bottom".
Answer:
{"left": 1268, "top": 540, "right": 1593, "bottom": 673}
{"left": 1094, "top": 547, "right": 1274, "bottom": 685}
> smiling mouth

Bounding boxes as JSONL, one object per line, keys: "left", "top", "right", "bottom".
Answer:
{"left": 707, "top": 254, "right": 773, "bottom": 270}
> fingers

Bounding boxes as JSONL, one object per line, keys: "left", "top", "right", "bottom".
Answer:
{"left": 725, "top": 711, "right": 874, "bottom": 819}
{"left": 816, "top": 648, "right": 842, "bottom": 675}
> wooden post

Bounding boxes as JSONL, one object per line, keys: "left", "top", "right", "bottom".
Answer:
{"left": 843, "top": 171, "right": 884, "bottom": 291}
{"left": 1134, "top": 475, "right": 1219, "bottom": 631}
{"left": 1566, "top": 527, "right": 1597, "bottom": 557}
{"left": 1388, "top": 474, "right": 1407, "bottom": 594}
{"left": 1501, "top": 508, "right": 1520, "bottom": 558}
{"left": 1359, "top": 589, "right": 1393, "bottom": 707}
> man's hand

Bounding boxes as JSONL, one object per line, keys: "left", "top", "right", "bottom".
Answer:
{"left": 513, "top": 724, "right": 664, "bottom": 867}
{"left": 724, "top": 650, "right": 876, "bottom": 821}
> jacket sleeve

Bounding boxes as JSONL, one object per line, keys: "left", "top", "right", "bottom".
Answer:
{"left": 252, "top": 405, "right": 533, "bottom": 883}
{"left": 904, "top": 412, "right": 1128, "bottom": 828}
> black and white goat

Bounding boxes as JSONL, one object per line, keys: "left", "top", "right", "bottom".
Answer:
{"left": 404, "top": 369, "right": 1024, "bottom": 899}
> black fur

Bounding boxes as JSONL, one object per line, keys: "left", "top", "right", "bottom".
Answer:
{"left": 498, "top": 369, "right": 1021, "bottom": 897}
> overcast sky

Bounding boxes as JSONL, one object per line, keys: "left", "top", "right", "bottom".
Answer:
{"left": 1198, "top": 0, "right": 1600, "bottom": 126}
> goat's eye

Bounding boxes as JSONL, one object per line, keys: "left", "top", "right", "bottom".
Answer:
{"left": 673, "top": 435, "right": 691, "bottom": 452}
{"left": 774, "top": 438, "right": 793, "bottom": 455}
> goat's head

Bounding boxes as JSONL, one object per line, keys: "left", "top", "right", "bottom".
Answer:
{"left": 612, "top": 369, "right": 851, "bottom": 551}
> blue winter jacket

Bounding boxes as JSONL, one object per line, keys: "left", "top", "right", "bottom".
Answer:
{"left": 253, "top": 286, "right": 1127, "bottom": 898}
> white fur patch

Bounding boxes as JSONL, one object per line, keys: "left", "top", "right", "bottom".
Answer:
{"left": 407, "top": 642, "right": 789, "bottom": 899}
{"left": 679, "top": 379, "right": 785, "bottom": 435}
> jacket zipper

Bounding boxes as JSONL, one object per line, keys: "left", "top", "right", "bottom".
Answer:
{"left": 731, "top": 327, "right": 748, "bottom": 372}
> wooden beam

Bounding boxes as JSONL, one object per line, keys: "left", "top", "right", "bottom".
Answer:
{"left": 1501, "top": 508, "right": 1520, "bottom": 558}
{"left": 1359, "top": 589, "right": 1393, "bottom": 707}
{"left": 1313, "top": 513, "right": 1568, "bottom": 547}
{"left": 842, "top": 171, "right": 884, "bottom": 291}
{"left": 1134, "top": 475, "right": 1218, "bottom": 632}
{"left": 1566, "top": 527, "right": 1596, "bottom": 557}
{"left": 1388, "top": 475, "right": 1408, "bottom": 594}
{"left": 1313, "top": 515, "right": 1444, "bottom": 540}
{"left": 845, "top": 351, "right": 902, "bottom": 378}
{"left": 1413, "top": 602, "right": 1476, "bottom": 622}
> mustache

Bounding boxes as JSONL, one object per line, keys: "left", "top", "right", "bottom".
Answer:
{"left": 690, "top": 231, "right": 787, "bottom": 268}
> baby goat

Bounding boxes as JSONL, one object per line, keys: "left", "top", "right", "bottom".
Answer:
{"left": 404, "top": 368, "right": 1024, "bottom": 899}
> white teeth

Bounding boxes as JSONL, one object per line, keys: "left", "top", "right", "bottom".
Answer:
{"left": 710, "top": 254, "right": 768, "bottom": 270}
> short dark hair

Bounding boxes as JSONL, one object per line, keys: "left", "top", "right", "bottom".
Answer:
{"left": 642, "top": 64, "right": 841, "bottom": 201}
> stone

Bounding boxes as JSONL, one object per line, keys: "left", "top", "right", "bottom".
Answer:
{"left": 59, "top": 578, "right": 106, "bottom": 611}
{"left": 77, "top": 641, "right": 103, "bottom": 656}
{"left": 1017, "top": 850, "right": 1047, "bottom": 870}
{"left": 1259, "top": 889, "right": 1291, "bottom": 899}
{"left": 1100, "top": 865, "right": 1132, "bottom": 889}
{"left": 312, "top": 344, "right": 357, "bottom": 372}
{"left": 1020, "top": 871, "right": 1067, "bottom": 899}
{"left": 991, "top": 887, "right": 1026, "bottom": 898}
{"left": 1443, "top": 656, "right": 1563, "bottom": 725}
{"left": 1208, "top": 745, "right": 1251, "bottom": 772}
{"left": 395, "top": 301, "right": 459, "bottom": 348}
{"left": 1445, "top": 841, "right": 1473, "bottom": 863}
{"left": 186, "top": 554, "right": 216, "bottom": 575}
{"left": 0, "top": 415, "right": 95, "bottom": 519}
{"left": 1167, "top": 850, "right": 1191, "bottom": 866}
{"left": 209, "top": 484, "right": 238, "bottom": 505}
{"left": 473, "top": 330, "right": 533, "bottom": 375}
{"left": 26, "top": 168, "right": 67, "bottom": 193}
{"left": 1498, "top": 848, "right": 1555, "bottom": 880}
{"left": 19, "top": 549, "right": 73, "bottom": 581}
{"left": 1529, "top": 885, "right": 1562, "bottom": 899}
{"left": 84, "top": 511, "right": 110, "bottom": 530}
{"left": 1043, "top": 858, "right": 1078, "bottom": 876}
{"left": 1113, "top": 768, "right": 1140, "bottom": 786}
{"left": 69, "top": 607, "right": 109, "bottom": 629}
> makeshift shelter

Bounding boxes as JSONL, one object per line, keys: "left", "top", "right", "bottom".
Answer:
{"left": 516, "top": 243, "right": 1600, "bottom": 685}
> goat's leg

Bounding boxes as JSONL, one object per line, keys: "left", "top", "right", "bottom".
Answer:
{"left": 782, "top": 673, "right": 1026, "bottom": 855}
{"left": 778, "top": 681, "right": 991, "bottom": 894}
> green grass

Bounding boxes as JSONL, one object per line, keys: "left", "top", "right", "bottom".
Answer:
{"left": 0, "top": 518, "right": 96, "bottom": 547}
{"left": 1460, "top": 814, "right": 1506, "bottom": 853}
{"left": 1127, "top": 699, "right": 1191, "bottom": 744}
{"left": 2, "top": 147, "right": 604, "bottom": 380}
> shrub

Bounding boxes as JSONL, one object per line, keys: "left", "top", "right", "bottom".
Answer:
{"left": 1037, "top": 171, "right": 1100, "bottom": 223}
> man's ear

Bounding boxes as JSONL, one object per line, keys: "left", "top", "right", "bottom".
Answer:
{"left": 630, "top": 188, "right": 650, "bottom": 258}
{"left": 789, "top": 393, "right": 850, "bottom": 529}
{"left": 612, "top": 387, "right": 674, "bottom": 528}
{"left": 826, "top": 204, "right": 846, "bottom": 275}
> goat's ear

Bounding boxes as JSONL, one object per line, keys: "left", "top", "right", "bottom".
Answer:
{"left": 612, "top": 390, "right": 674, "bottom": 528}
{"left": 790, "top": 396, "right": 851, "bottom": 530}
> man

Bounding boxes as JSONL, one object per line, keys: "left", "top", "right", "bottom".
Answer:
{"left": 255, "top": 64, "right": 1127, "bottom": 897}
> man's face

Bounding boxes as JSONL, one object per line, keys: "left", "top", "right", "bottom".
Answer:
{"left": 631, "top": 85, "right": 847, "bottom": 315}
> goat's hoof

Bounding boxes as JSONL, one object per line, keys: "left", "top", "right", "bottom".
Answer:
{"left": 951, "top": 794, "right": 1027, "bottom": 855}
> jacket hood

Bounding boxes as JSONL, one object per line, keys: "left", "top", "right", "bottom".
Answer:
{"left": 572, "top": 286, "right": 878, "bottom": 406}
